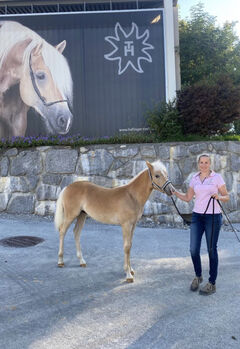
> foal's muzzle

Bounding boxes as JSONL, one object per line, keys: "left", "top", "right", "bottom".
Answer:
{"left": 162, "top": 181, "right": 175, "bottom": 196}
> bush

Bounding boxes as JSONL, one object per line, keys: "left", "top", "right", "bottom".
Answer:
{"left": 177, "top": 76, "right": 240, "bottom": 136}
{"left": 146, "top": 100, "right": 183, "bottom": 140}
{"left": 233, "top": 119, "right": 240, "bottom": 134}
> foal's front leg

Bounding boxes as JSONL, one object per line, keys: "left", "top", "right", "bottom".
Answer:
{"left": 122, "top": 222, "right": 136, "bottom": 283}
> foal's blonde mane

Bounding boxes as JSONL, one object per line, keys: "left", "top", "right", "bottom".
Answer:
{"left": 128, "top": 160, "right": 167, "bottom": 184}
{"left": 0, "top": 21, "right": 72, "bottom": 103}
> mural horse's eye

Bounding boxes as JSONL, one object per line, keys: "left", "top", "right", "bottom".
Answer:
{"left": 155, "top": 174, "right": 160, "bottom": 178}
{"left": 36, "top": 71, "right": 46, "bottom": 81}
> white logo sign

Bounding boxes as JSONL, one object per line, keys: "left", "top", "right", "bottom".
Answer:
{"left": 104, "top": 22, "right": 154, "bottom": 75}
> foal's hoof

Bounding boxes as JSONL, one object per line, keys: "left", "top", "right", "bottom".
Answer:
{"left": 130, "top": 270, "right": 135, "bottom": 276}
{"left": 126, "top": 278, "right": 134, "bottom": 283}
{"left": 58, "top": 263, "right": 64, "bottom": 268}
{"left": 80, "top": 263, "right": 87, "bottom": 268}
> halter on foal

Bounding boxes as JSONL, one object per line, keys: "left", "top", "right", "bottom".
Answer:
{"left": 54, "top": 160, "right": 175, "bottom": 283}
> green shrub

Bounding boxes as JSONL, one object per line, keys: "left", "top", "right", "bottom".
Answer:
{"left": 146, "top": 100, "right": 183, "bottom": 140}
{"left": 233, "top": 119, "right": 240, "bottom": 134}
{"left": 177, "top": 76, "right": 240, "bottom": 136}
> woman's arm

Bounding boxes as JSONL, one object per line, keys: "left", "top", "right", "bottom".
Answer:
{"left": 172, "top": 187, "right": 194, "bottom": 202}
{"left": 212, "top": 184, "right": 229, "bottom": 202}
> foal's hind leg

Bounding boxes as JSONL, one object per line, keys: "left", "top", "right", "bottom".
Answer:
{"left": 58, "top": 219, "right": 72, "bottom": 267}
{"left": 73, "top": 211, "right": 87, "bottom": 267}
{"left": 122, "top": 222, "right": 136, "bottom": 283}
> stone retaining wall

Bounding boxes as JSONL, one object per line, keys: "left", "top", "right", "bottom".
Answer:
{"left": 0, "top": 141, "right": 239, "bottom": 225}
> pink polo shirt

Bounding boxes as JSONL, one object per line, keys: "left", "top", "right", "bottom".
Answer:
{"left": 189, "top": 171, "right": 225, "bottom": 214}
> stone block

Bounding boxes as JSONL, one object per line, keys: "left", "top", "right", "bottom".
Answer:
{"left": 0, "top": 157, "right": 9, "bottom": 176}
{"left": 109, "top": 145, "right": 139, "bottom": 158}
{"left": 35, "top": 201, "right": 56, "bottom": 216}
{"left": 9, "top": 177, "right": 29, "bottom": 193}
{"left": 213, "top": 154, "right": 224, "bottom": 172}
{"left": 88, "top": 176, "right": 115, "bottom": 188}
{"left": 110, "top": 159, "right": 126, "bottom": 171}
{"left": 60, "top": 175, "right": 79, "bottom": 189}
{"left": 77, "top": 149, "right": 114, "bottom": 176}
{"left": 7, "top": 194, "right": 35, "bottom": 214}
{"left": 5, "top": 148, "right": 18, "bottom": 157}
{"left": 222, "top": 172, "right": 233, "bottom": 192}
{"left": 174, "top": 199, "right": 194, "bottom": 214}
{"left": 80, "top": 147, "right": 89, "bottom": 153}
{"left": 155, "top": 145, "right": 170, "bottom": 160}
{"left": 179, "top": 157, "right": 195, "bottom": 176}
{"left": 172, "top": 145, "right": 189, "bottom": 160}
{"left": 10, "top": 151, "right": 42, "bottom": 176}
{"left": 46, "top": 149, "right": 78, "bottom": 174}
{"left": 108, "top": 160, "right": 146, "bottom": 178}
{"left": 140, "top": 145, "right": 156, "bottom": 158}
{"left": 0, "top": 177, "right": 10, "bottom": 193}
{"left": 25, "top": 175, "right": 40, "bottom": 190}
{"left": 224, "top": 192, "right": 238, "bottom": 212}
{"left": 228, "top": 141, "right": 240, "bottom": 154}
{"left": 230, "top": 154, "right": 240, "bottom": 172}
{"left": 143, "top": 201, "right": 169, "bottom": 215}
{"left": 42, "top": 174, "right": 62, "bottom": 186}
{"left": 228, "top": 211, "right": 240, "bottom": 223}
{"left": 36, "top": 184, "right": 61, "bottom": 201}
{"left": 151, "top": 191, "right": 172, "bottom": 204}
{"left": 111, "top": 178, "right": 129, "bottom": 187}
{"left": 167, "top": 162, "right": 183, "bottom": 186}
{"left": 188, "top": 143, "right": 208, "bottom": 154}
{"left": 212, "top": 142, "right": 227, "bottom": 152}
{"left": 0, "top": 193, "right": 10, "bottom": 211}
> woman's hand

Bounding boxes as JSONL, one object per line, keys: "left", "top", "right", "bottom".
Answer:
{"left": 171, "top": 187, "right": 194, "bottom": 202}
{"left": 212, "top": 185, "right": 230, "bottom": 202}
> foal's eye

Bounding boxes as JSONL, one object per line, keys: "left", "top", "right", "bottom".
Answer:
{"left": 155, "top": 174, "right": 160, "bottom": 178}
{"left": 36, "top": 71, "right": 46, "bottom": 81}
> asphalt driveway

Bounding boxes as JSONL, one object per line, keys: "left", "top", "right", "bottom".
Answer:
{"left": 0, "top": 214, "right": 239, "bottom": 349}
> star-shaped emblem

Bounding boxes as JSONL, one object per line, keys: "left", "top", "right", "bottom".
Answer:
{"left": 104, "top": 22, "right": 154, "bottom": 75}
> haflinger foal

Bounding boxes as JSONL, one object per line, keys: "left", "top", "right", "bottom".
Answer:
{"left": 54, "top": 160, "right": 175, "bottom": 282}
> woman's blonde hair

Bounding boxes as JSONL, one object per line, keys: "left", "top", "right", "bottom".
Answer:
{"left": 197, "top": 153, "right": 211, "bottom": 163}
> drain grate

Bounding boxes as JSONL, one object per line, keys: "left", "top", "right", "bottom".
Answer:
{"left": 0, "top": 236, "right": 44, "bottom": 248}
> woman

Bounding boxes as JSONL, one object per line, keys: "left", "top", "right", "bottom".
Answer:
{"left": 173, "top": 154, "right": 229, "bottom": 295}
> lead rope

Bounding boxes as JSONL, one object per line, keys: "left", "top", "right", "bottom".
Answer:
{"left": 217, "top": 199, "right": 240, "bottom": 243}
{"left": 170, "top": 196, "right": 190, "bottom": 225}
{"left": 172, "top": 195, "right": 240, "bottom": 244}
{"left": 209, "top": 197, "right": 215, "bottom": 258}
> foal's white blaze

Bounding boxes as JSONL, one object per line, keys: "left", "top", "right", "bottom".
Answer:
{"left": 152, "top": 160, "right": 167, "bottom": 176}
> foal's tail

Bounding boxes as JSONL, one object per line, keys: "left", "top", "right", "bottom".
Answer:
{"left": 54, "top": 188, "right": 65, "bottom": 231}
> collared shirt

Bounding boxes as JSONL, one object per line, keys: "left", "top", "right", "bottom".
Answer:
{"left": 189, "top": 171, "right": 225, "bottom": 214}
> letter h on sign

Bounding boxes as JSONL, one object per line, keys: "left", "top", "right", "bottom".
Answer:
{"left": 124, "top": 41, "right": 134, "bottom": 56}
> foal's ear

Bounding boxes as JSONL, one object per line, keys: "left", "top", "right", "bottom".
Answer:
{"left": 146, "top": 161, "right": 153, "bottom": 171}
{"left": 55, "top": 40, "right": 66, "bottom": 54}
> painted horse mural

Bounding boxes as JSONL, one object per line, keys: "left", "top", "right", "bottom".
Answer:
{"left": 0, "top": 21, "right": 73, "bottom": 138}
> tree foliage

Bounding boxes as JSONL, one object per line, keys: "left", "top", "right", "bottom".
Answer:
{"left": 177, "top": 75, "right": 240, "bottom": 136}
{"left": 179, "top": 3, "right": 240, "bottom": 85}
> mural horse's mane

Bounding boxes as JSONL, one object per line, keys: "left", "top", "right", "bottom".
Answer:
{"left": 0, "top": 20, "right": 73, "bottom": 138}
